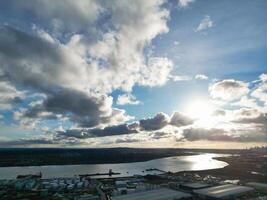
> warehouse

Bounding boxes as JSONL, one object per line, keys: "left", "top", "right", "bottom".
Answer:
{"left": 111, "top": 188, "right": 192, "bottom": 200}
{"left": 180, "top": 182, "right": 210, "bottom": 191}
{"left": 194, "top": 184, "right": 254, "bottom": 199}
{"left": 246, "top": 182, "right": 267, "bottom": 193}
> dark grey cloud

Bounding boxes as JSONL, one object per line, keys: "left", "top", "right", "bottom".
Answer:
{"left": 232, "top": 109, "right": 267, "bottom": 136}
{"left": 180, "top": 127, "right": 267, "bottom": 142}
{"left": 57, "top": 124, "right": 138, "bottom": 139}
{"left": 15, "top": 89, "right": 125, "bottom": 127}
{"left": 149, "top": 131, "right": 170, "bottom": 140}
{"left": 139, "top": 112, "right": 169, "bottom": 131}
{"left": 57, "top": 111, "right": 194, "bottom": 139}
{"left": 0, "top": 26, "right": 130, "bottom": 127}
{"left": 232, "top": 109, "right": 267, "bottom": 129}
{"left": 234, "top": 113, "right": 267, "bottom": 124}
{"left": 181, "top": 128, "right": 232, "bottom": 142}
{"left": 170, "top": 112, "right": 194, "bottom": 127}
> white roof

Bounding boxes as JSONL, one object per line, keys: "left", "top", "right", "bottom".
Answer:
{"left": 111, "top": 188, "right": 192, "bottom": 200}
{"left": 194, "top": 184, "right": 254, "bottom": 198}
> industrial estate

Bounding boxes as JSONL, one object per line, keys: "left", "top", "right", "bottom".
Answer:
{"left": 0, "top": 148, "right": 266, "bottom": 200}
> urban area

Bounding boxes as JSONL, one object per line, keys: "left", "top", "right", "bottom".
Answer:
{"left": 0, "top": 154, "right": 267, "bottom": 200}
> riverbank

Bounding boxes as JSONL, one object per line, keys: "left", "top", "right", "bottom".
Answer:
{"left": 175, "top": 154, "right": 267, "bottom": 183}
{"left": 0, "top": 148, "right": 196, "bottom": 167}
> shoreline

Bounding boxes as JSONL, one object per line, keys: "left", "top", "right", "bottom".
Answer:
{"left": 174, "top": 155, "right": 267, "bottom": 183}
{"left": 0, "top": 152, "right": 197, "bottom": 168}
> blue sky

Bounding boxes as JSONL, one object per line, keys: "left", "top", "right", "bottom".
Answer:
{"left": 0, "top": 0, "right": 267, "bottom": 148}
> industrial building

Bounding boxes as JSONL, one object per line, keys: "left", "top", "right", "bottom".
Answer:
{"left": 246, "top": 182, "right": 267, "bottom": 193}
{"left": 194, "top": 184, "right": 254, "bottom": 199}
{"left": 180, "top": 182, "right": 210, "bottom": 191}
{"left": 111, "top": 188, "right": 192, "bottom": 200}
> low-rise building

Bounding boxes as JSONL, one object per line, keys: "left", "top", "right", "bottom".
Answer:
{"left": 111, "top": 188, "right": 192, "bottom": 200}
{"left": 194, "top": 184, "right": 254, "bottom": 199}
{"left": 179, "top": 182, "right": 210, "bottom": 191}
{"left": 246, "top": 182, "right": 267, "bottom": 193}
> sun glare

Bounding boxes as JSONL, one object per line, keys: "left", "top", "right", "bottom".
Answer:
{"left": 184, "top": 100, "right": 214, "bottom": 120}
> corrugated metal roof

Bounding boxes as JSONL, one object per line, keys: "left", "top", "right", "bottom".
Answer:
{"left": 194, "top": 184, "right": 253, "bottom": 198}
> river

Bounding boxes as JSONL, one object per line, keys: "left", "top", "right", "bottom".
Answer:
{"left": 0, "top": 153, "right": 228, "bottom": 179}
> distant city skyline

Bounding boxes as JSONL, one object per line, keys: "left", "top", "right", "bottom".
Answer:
{"left": 0, "top": 0, "right": 267, "bottom": 148}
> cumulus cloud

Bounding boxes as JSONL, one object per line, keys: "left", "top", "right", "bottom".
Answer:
{"left": 231, "top": 96, "right": 259, "bottom": 108}
{"left": 149, "top": 131, "right": 171, "bottom": 140}
{"left": 180, "top": 127, "right": 267, "bottom": 142}
{"left": 57, "top": 124, "right": 138, "bottom": 139}
{"left": 232, "top": 108, "right": 267, "bottom": 125}
{"left": 14, "top": 0, "right": 102, "bottom": 34}
{"left": 259, "top": 73, "right": 267, "bottom": 82}
{"left": 56, "top": 111, "right": 194, "bottom": 139}
{"left": 13, "top": 88, "right": 131, "bottom": 128}
{"left": 0, "top": 0, "right": 172, "bottom": 133}
{"left": 178, "top": 0, "right": 195, "bottom": 8}
{"left": 0, "top": 80, "right": 24, "bottom": 110}
{"left": 117, "top": 94, "right": 141, "bottom": 105}
{"left": 138, "top": 57, "right": 173, "bottom": 87}
{"left": 209, "top": 79, "right": 249, "bottom": 101}
{"left": 251, "top": 82, "right": 267, "bottom": 105}
{"left": 181, "top": 128, "right": 230, "bottom": 141}
{"left": 196, "top": 15, "right": 213, "bottom": 32}
{"left": 139, "top": 112, "right": 169, "bottom": 131}
{"left": 170, "top": 112, "right": 194, "bottom": 127}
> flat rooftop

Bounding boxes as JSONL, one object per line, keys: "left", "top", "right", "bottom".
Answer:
{"left": 246, "top": 182, "right": 267, "bottom": 191}
{"left": 194, "top": 184, "right": 254, "bottom": 199}
{"left": 111, "top": 188, "right": 192, "bottom": 200}
{"left": 180, "top": 182, "right": 210, "bottom": 189}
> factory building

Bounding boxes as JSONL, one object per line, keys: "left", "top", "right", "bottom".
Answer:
{"left": 111, "top": 188, "right": 192, "bottom": 200}
{"left": 179, "top": 182, "right": 210, "bottom": 191}
{"left": 193, "top": 184, "right": 254, "bottom": 199}
{"left": 246, "top": 182, "right": 267, "bottom": 193}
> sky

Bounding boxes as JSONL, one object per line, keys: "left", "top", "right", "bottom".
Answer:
{"left": 0, "top": 0, "right": 267, "bottom": 148}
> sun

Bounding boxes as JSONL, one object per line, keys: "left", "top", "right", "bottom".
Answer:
{"left": 184, "top": 100, "right": 214, "bottom": 120}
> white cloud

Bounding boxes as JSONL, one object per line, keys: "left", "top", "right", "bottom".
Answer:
{"left": 231, "top": 96, "right": 259, "bottom": 108}
{"left": 209, "top": 79, "right": 249, "bottom": 101}
{"left": 259, "top": 73, "right": 267, "bottom": 82}
{"left": 178, "top": 0, "right": 195, "bottom": 8}
{"left": 0, "top": 81, "right": 24, "bottom": 110}
{"left": 195, "top": 74, "right": 208, "bottom": 80}
{"left": 0, "top": 0, "right": 172, "bottom": 130}
{"left": 117, "top": 94, "right": 141, "bottom": 105}
{"left": 169, "top": 74, "right": 192, "bottom": 81}
{"left": 196, "top": 15, "right": 213, "bottom": 32}
{"left": 138, "top": 57, "right": 173, "bottom": 87}
{"left": 16, "top": 0, "right": 102, "bottom": 33}
{"left": 251, "top": 82, "right": 267, "bottom": 105}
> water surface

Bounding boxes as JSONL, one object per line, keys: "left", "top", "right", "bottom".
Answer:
{"left": 0, "top": 153, "right": 228, "bottom": 179}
